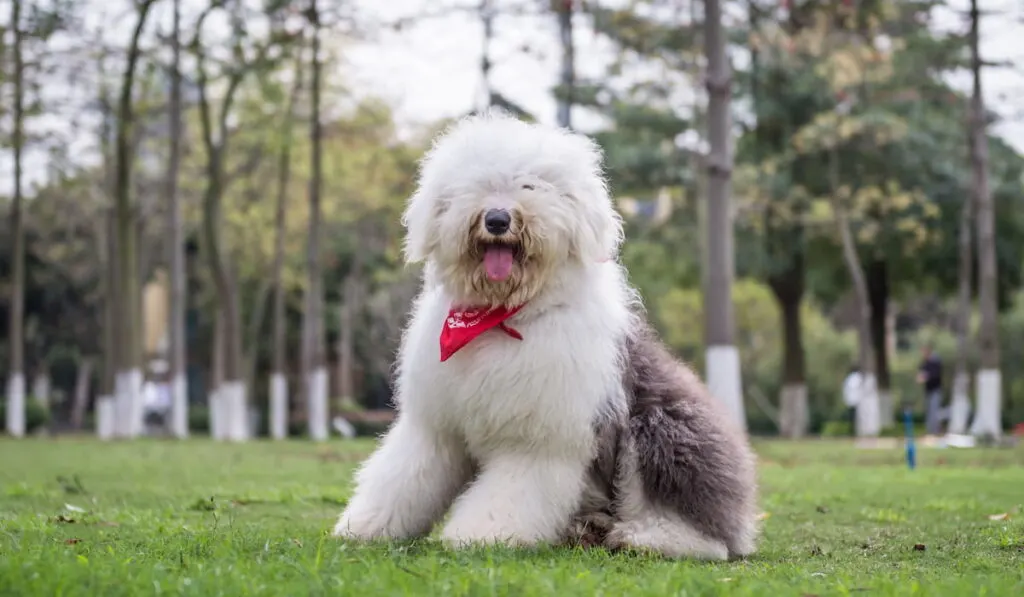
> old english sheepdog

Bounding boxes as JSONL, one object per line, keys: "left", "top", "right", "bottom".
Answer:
{"left": 332, "top": 110, "right": 759, "bottom": 560}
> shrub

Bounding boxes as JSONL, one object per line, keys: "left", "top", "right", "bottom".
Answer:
{"left": 656, "top": 278, "right": 858, "bottom": 434}
{"left": 820, "top": 420, "right": 852, "bottom": 437}
{"left": 0, "top": 398, "right": 51, "bottom": 434}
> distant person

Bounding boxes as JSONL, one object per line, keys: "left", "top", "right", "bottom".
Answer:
{"left": 917, "top": 344, "right": 943, "bottom": 436}
{"left": 842, "top": 365, "right": 862, "bottom": 431}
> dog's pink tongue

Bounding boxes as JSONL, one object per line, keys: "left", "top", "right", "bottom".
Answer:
{"left": 483, "top": 246, "right": 515, "bottom": 281}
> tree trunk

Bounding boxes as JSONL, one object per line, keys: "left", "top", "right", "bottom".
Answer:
{"left": 96, "top": 53, "right": 118, "bottom": 441}
{"left": 867, "top": 259, "right": 893, "bottom": 428}
{"left": 269, "top": 50, "right": 305, "bottom": 441}
{"left": 950, "top": 189, "right": 974, "bottom": 435}
{"left": 478, "top": 0, "right": 494, "bottom": 109}
{"left": 210, "top": 309, "right": 225, "bottom": 439}
{"left": 6, "top": 0, "right": 26, "bottom": 438}
{"left": 304, "top": 0, "right": 329, "bottom": 441}
{"left": 830, "top": 149, "right": 879, "bottom": 438}
{"left": 167, "top": 0, "right": 188, "bottom": 439}
{"left": 968, "top": 0, "right": 1001, "bottom": 439}
{"left": 98, "top": 207, "right": 119, "bottom": 440}
{"left": 336, "top": 272, "right": 360, "bottom": 411}
{"left": 768, "top": 254, "right": 807, "bottom": 439}
{"left": 114, "top": 0, "right": 156, "bottom": 438}
{"left": 202, "top": 181, "right": 246, "bottom": 441}
{"left": 71, "top": 358, "right": 94, "bottom": 430}
{"left": 554, "top": 0, "right": 574, "bottom": 129}
{"left": 702, "top": 0, "right": 745, "bottom": 428}
{"left": 32, "top": 371, "right": 51, "bottom": 412}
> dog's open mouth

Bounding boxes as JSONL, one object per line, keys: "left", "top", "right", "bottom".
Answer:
{"left": 479, "top": 240, "right": 524, "bottom": 282}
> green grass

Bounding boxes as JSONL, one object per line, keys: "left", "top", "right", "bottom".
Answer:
{"left": 1, "top": 438, "right": 1022, "bottom": 596}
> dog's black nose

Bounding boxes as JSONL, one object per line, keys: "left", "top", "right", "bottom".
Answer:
{"left": 484, "top": 209, "right": 511, "bottom": 235}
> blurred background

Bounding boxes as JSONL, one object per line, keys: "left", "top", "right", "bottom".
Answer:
{"left": 1, "top": 0, "right": 1023, "bottom": 441}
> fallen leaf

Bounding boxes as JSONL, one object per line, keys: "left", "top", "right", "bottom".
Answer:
{"left": 988, "top": 513, "right": 1010, "bottom": 521}
{"left": 291, "top": 538, "right": 303, "bottom": 548}
{"left": 913, "top": 543, "right": 926, "bottom": 551}
{"left": 756, "top": 512, "right": 771, "bottom": 521}
{"left": 64, "top": 503, "right": 86, "bottom": 513}
{"left": 54, "top": 515, "right": 76, "bottom": 524}
{"left": 65, "top": 538, "right": 82, "bottom": 545}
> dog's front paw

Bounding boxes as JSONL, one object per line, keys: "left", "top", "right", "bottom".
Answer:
{"left": 331, "top": 509, "right": 388, "bottom": 541}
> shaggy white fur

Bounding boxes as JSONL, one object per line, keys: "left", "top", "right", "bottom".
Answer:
{"left": 332, "top": 110, "right": 756, "bottom": 558}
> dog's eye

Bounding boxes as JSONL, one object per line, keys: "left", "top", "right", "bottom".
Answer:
{"left": 522, "top": 184, "right": 535, "bottom": 191}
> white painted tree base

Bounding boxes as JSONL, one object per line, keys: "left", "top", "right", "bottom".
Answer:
{"left": 270, "top": 373, "right": 288, "bottom": 440}
{"left": 855, "top": 374, "right": 881, "bottom": 437}
{"left": 947, "top": 371, "right": 971, "bottom": 436}
{"left": 96, "top": 396, "right": 115, "bottom": 440}
{"left": 170, "top": 373, "right": 188, "bottom": 439}
{"left": 128, "top": 368, "right": 143, "bottom": 437}
{"left": 878, "top": 389, "right": 894, "bottom": 429}
{"left": 6, "top": 373, "right": 26, "bottom": 437}
{"left": 779, "top": 383, "right": 808, "bottom": 439}
{"left": 970, "top": 368, "right": 1002, "bottom": 439}
{"left": 210, "top": 386, "right": 225, "bottom": 440}
{"left": 308, "top": 367, "right": 329, "bottom": 441}
{"left": 32, "top": 374, "right": 50, "bottom": 411}
{"left": 221, "top": 381, "right": 249, "bottom": 442}
{"left": 705, "top": 345, "right": 745, "bottom": 430}
{"left": 114, "top": 371, "right": 131, "bottom": 438}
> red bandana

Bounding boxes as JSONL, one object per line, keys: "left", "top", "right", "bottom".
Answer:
{"left": 439, "top": 305, "right": 524, "bottom": 362}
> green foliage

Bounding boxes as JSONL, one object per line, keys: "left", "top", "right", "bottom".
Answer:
{"left": 655, "top": 279, "right": 857, "bottom": 432}
{"left": 189, "top": 404, "right": 210, "bottom": 434}
{"left": 0, "top": 398, "right": 50, "bottom": 434}
{"left": 820, "top": 420, "right": 852, "bottom": 437}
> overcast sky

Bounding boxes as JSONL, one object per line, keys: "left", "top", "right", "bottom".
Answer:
{"left": 1, "top": 0, "right": 1022, "bottom": 196}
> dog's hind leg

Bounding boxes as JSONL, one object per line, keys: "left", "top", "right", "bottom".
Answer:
{"left": 333, "top": 415, "right": 471, "bottom": 541}
{"left": 440, "top": 450, "right": 589, "bottom": 547}
{"left": 604, "top": 446, "right": 729, "bottom": 560}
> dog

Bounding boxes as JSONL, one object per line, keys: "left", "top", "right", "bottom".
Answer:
{"left": 332, "top": 110, "right": 759, "bottom": 560}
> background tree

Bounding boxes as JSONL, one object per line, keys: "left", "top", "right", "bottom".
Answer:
{"left": 703, "top": 0, "right": 745, "bottom": 427}
{"left": 553, "top": 0, "right": 574, "bottom": 128}
{"left": 967, "top": 0, "right": 1000, "bottom": 439}
{"left": 166, "top": 0, "right": 187, "bottom": 439}
{"left": 113, "top": 0, "right": 158, "bottom": 438}
{"left": 189, "top": 0, "right": 296, "bottom": 441}
{"left": 269, "top": 49, "right": 305, "bottom": 441}
{"left": 5, "top": 0, "right": 25, "bottom": 437}
{"left": 302, "top": 0, "right": 328, "bottom": 441}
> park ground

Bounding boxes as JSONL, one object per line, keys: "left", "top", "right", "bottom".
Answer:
{"left": 0, "top": 439, "right": 1022, "bottom": 596}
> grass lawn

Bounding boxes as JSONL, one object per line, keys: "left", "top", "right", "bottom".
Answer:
{"left": 1, "top": 438, "right": 1022, "bottom": 596}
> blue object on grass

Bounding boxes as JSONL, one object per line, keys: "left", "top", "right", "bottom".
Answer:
{"left": 904, "top": 408, "right": 916, "bottom": 470}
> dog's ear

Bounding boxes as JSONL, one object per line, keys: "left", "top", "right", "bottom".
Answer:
{"left": 567, "top": 176, "right": 624, "bottom": 264}
{"left": 557, "top": 134, "right": 623, "bottom": 263}
{"left": 401, "top": 189, "right": 441, "bottom": 264}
